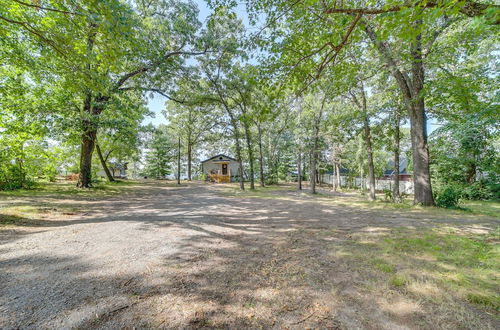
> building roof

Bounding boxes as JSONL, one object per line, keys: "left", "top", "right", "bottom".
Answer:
{"left": 200, "top": 154, "right": 237, "bottom": 163}
{"left": 384, "top": 158, "right": 410, "bottom": 176}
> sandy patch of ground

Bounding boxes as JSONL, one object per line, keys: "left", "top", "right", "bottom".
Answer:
{"left": 0, "top": 181, "right": 498, "bottom": 329}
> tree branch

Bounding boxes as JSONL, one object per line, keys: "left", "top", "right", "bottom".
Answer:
{"left": 324, "top": 1, "right": 499, "bottom": 23}
{"left": 11, "top": 0, "right": 83, "bottom": 16}
{"left": 114, "top": 49, "right": 208, "bottom": 90}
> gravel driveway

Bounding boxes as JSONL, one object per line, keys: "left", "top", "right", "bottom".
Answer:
{"left": 1, "top": 182, "right": 497, "bottom": 329}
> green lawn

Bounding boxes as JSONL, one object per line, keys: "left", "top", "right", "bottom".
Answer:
{"left": 343, "top": 227, "right": 500, "bottom": 312}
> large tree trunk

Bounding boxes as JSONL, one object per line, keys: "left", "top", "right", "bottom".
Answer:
{"left": 409, "top": 26, "right": 434, "bottom": 206}
{"left": 363, "top": 20, "right": 434, "bottom": 205}
{"left": 78, "top": 124, "right": 96, "bottom": 188}
{"left": 243, "top": 121, "right": 255, "bottom": 190}
{"left": 393, "top": 110, "right": 401, "bottom": 202}
{"left": 257, "top": 123, "right": 265, "bottom": 187}
{"left": 77, "top": 91, "right": 96, "bottom": 188}
{"left": 408, "top": 102, "right": 434, "bottom": 205}
{"left": 96, "top": 143, "right": 115, "bottom": 182}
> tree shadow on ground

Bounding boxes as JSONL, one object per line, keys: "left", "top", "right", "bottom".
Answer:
{"left": 1, "top": 183, "right": 498, "bottom": 328}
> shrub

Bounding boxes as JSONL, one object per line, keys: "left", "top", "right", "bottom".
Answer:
{"left": 462, "top": 182, "right": 493, "bottom": 200}
{"left": 434, "top": 184, "right": 462, "bottom": 208}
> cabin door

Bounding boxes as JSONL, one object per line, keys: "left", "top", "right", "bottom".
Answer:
{"left": 222, "top": 164, "right": 228, "bottom": 175}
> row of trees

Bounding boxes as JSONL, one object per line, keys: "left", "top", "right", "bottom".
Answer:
{"left": 1, "top": 0, "right": 498, "bottom": 206}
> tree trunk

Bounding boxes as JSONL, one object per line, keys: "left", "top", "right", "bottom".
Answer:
{"left": 393, "top": 110, "right": 401, "bottom": 202}
{"left": 310, "top": 98, "right": 325, "bottom": 194}
{"left": 363, "top": 113, "right": 376, "bottom": 201}
{"left": 297, "top": 150, "right": 302, "bottom": 190}
{"left": 96, "top": 143, "right": 115, "bottom": 182}
{"left": 466, "top": 163, "right": 476, "bottom": 183}
{"left": 177, "top": 136, "right": 181, "bottom": 185}
{"left": 331, "top": 146, "right": 336, "bottom": 191}
{"left": 349, "top": 84, "right": 375, "bottom": 201}
{"left": 310, "top": 150, "right": 317, "bottom": 194}
{"left": 230, "top": 116, "right": 245, "bottom": 190}
{"left": 363, "top": 20, "right": 434, "bottom": 205}
{"left": 409, "top": 103, "right": 434, "bottom": 205}
{"left": 243, "top": 121, "right": 255, "bottom": 190}
{"left": 257, "top": 123, "right": 265, "bottom": 187}
{"left": 335, "top": 162, "right": 341, "bottom": 190}
{"left": 187, "top": 140, "right": 192, "bottom": 181}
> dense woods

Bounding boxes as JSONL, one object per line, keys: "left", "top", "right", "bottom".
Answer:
{"left": 1, "top": 0, "right": 498, "bottom": 206}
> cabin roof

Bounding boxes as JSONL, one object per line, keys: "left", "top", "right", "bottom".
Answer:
{"left": 384, "top": 158, "right": 410, "bottom": 176}
{"left": 200, "top": 154, "right": 237, "bottom": 163}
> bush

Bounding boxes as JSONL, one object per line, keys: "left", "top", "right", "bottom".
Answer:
{"left": 435, "top": 184, "right": 462, "bottom": 208}
{"left": 462, "top": 181, "right": 493, "bottom": 200}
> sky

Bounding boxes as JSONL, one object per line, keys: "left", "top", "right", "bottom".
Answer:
{"left": 143, "top": 0, "right": 440, "bottom": 134}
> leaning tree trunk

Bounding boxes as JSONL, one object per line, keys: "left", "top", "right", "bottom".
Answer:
{"left": 393, "top": 110, "right": 401, "bottom": 202}
{"left": 96, "top": 143, "right": 115, "bottom": 182}
{"left": 257, "top": 123, "right": 265, "bottom": 187}
{"left": 243, "top": 121, "right": 255, "bottom": 190}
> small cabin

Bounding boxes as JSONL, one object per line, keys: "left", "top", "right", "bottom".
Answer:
{"left": 201, "top": 154, "right": 239, "bottom": 183}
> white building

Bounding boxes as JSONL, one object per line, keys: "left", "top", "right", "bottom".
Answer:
{"left": 201, "top": 154, "right": 239, "bottom": 183}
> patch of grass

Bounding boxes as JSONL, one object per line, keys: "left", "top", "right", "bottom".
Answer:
{"left": 372, "top": 258, "right": 396, "bottom": 273}
{"left": 389, "top": 274, "right": 409, "bottom": 287}
{"left": 466, "top": 293, "right": 500, "bottom": 310}
{"left": 0, "top": 180, "right": 140, "bottom": 198}
{"left": 352, "top": 228, "right": 500, "bottom": 311}
{"left": 461, "top": 200, "right": 500, "bottom": 219}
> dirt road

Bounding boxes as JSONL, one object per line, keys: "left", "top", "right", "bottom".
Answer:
{"left": 0, "top": 182, "right": 497, "bottom": 329}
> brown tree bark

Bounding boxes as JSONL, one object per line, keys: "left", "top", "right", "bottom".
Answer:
{"left": 177, "top": 136, "right": 181, "bottom": 185}
{"left": 230, "top": 114, "right": 245, "bottom": 190}
{"left": 310, "top": 97, "right": 325, "bottom": 194}
{"left": 257, "top": 123, "right": 265, "bottom": 187}
{"left": 335, "top": 162, "right": 341, "bottom": 190}
{"left": 297, "top": 149, "right": 302, "bottom": 190}
{"left": 363, "top": 20, "right": 434, "bottom": 205}
{"left": 187, "top": 140, "right": 192, "bottom": 181}
{"left": 242, "top": 120, "right": 255, "bottom": 190}
{"left": 363, "top": 113, "right": 376, "bottom": 201}
{"left": 96, "top": 142, "right": 115, "bottom": 182}
{"left": 349, "top": 86, "right": 376, "bottom": 201}
{"left": 393, "top": 109, "right": 401, "bottom": 202}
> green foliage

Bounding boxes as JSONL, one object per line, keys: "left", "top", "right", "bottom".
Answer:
{"left": 142, "top": 125, "right": 173, "bottom": 179}
{"left": 434, "top": 184, "right": 462, "bottom": 208}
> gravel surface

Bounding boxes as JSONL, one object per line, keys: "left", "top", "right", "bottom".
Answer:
{"left": 0, "top": 182, "right": 497, "bottom": 329}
